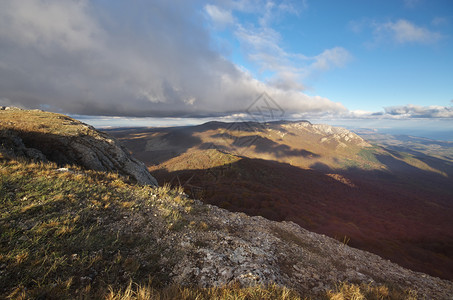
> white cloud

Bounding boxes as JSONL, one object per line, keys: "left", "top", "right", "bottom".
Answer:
{"left": 223, "top": 0, "right": 303, "bottom": 15}
{"left": 232, "top": 8, "right": 350, "bottom": 92}
{"left": 348, "top": 110, "right": 377, "bottom": 118}
{"left": 348, "top": 19, "right": 366, "bottom": 34}
{"left": 374, "top": 19, "right": 442, "bottom": 44}
{"left": 384, "top": 104, "right": 453, "bottom": 118}
{"left": 205, "top": 4, "right": 235, "bottom": 27}
{"left": 235, "top": 25, "right": 285, "bottom": 59}
{"left": 266, "top": 72, "right": 306, "bottom": 91}
{"left": 0, "top": 0, "right": 346, "bottom": 118}
{"left": 203, "top": 0, "right": 347, "bottom": 93}
{"left": 311, "top": 47, "right": 352, "bottom": 71}
{"left": 256, "top": 0, "right": 305, "bottom": 27}
{"left": 344, "top": 104, "right": 453, "bottom": 119}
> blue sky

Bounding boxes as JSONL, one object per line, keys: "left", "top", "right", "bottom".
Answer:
{"left": 204, "top": 0, "right": 453, "bottom": 115}
{"left": 0, "top": 0, "right": 452, "bottom": 126}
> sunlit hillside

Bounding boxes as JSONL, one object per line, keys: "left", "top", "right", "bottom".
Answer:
{"left": 110, "top": 121, "right": 453, "bottom": 280}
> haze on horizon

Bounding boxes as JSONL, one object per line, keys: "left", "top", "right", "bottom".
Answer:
{"left": 0, "top": 0, "right": 452, "bottom": 137}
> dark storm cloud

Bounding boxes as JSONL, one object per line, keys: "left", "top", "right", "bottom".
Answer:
{"left": 0, "top": 0, "right": 347, "bottom": 117}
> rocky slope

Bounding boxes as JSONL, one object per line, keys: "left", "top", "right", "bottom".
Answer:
{"left": 290, "top": 122, "right": 371, "bottom": 149}
{"left": 164, "top": 201, "right": 453, "bottom": 299}
{"left": 0, "top": 108, "right": 157, "bottom": 186}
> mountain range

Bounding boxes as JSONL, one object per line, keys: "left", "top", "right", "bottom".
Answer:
{"left": 108, "top": 120, "right": 453, "bottom": 281}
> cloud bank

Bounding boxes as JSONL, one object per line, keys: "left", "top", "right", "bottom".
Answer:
{"left": 0, "top": 0, "right": 346, "bottom": 118}
{"left": 343, "top": 104, "right": 453, "bottom": 120}
{"left": 384, "top": 104, "right": 453, "bottom": 118}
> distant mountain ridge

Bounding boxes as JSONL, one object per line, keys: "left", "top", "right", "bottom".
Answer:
{"left": 108, "top": 119, "right": 372, "bottom": 170}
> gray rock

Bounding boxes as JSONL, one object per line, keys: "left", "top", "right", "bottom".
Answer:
{"left": 155, "top": 202, "right": 453, "bottom": 298}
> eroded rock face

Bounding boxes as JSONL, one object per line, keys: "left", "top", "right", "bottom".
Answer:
{"left": 170, "top": 205, "right": 453, "bottom": 298}
{"left": 0, "top": 109, "right": 157, "bottom": 186}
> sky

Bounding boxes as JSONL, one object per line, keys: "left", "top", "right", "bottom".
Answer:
{"left": 0, "top": 0, "right": 452, "bottom": 132}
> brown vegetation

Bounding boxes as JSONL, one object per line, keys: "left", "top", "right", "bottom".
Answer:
{"left": 109, "top": 122, "right": 453, "bottom": 280}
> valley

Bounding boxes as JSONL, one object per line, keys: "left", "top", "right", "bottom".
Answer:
{"left": 108, "top": 120, "right": 453, "bottom": 280}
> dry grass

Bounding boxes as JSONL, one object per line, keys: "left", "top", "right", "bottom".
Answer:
{"left": 106, "top": 281, "right": 419, "bottom": 300}
{"left": 0, "top": 155, "right": 179, "bottom": 298}
{"left": 106, "top": 281, "right": 303, "bottom": 300}
{"left": 0, "top": 109, "right": 90, "bottom": 137}
{"left": 327, "top": 282, "right": 417, "bottom": 300}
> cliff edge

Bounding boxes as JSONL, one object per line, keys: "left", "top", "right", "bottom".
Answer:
{"left": 0, "top": 108, "right": 157, "bottom": 186}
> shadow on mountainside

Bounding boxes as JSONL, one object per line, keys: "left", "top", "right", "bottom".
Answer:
{"left": 208, "top": 134, "right": 320, "bottom": 158}
{"left": 372, "top": 153, "right": 453, "bottom": 200}
{"left": 108, "top": 124, "right": 320, "bottom": 167}
{"left": 1, "top": 129, "right": 102, "bottom": 167}
{"left": 152, "top": 157, "right": 453, "bottom": 281}
{"left": 106, "top": 127, "right": 203, "bottom": 166}
{"left": 384, "top": 147, "right": 453, "bottom": 177}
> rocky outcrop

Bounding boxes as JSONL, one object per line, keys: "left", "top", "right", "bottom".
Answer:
{"left": 282, "top": 121, "right": 371, "bottom": 148}
{"left": 113, "top": 195, "right": 453, "bottom": 299}
{"left": 0, "top": 109, "right": 157, "bottom": 186}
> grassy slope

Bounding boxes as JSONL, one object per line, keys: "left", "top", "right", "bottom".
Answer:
{"left": 0, "top": 109, "right": 92, "bottom": 136}
{"left": 0, "top": 155, "right": 167, "bottom": 298}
